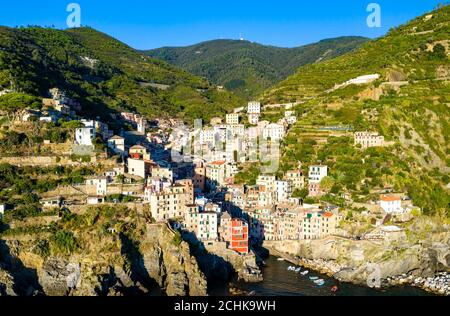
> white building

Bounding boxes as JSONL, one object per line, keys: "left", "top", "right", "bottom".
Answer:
{"left": 206, "top": 161, "right": 227, "bottom": 190}
{"left": 200, "top": 128, "right": 216, "bottom": 145}
{"left": 146, "top": 182, "right": 194, "bottom": 222}
{"left": 226, "top": 114, "right": 239, "bottom": 125}
{"left": 127, "top": 158, "right": 152, "bottom": 179}
{"left": 248, "top": 113, "right": 260, "bottom": 125}
{"left": 308, "top": 165, "right": 328, "bottom": 183}
{"left": 85, "top": 177, "right": 108, "bottom": 196}
{"left": 354, "top": 131, "right": 385, "bottom": 149}
{"left": 184, "top": 209, "right": 219, "bottom": 241}
{"left": 87, "top": 196, "right": 105, "bottom": 205}
{"left": 40, "top": 197, "right": 63, "bottom": 209}
{"left": 226, "top": 124, "right": 245, "bottom": 138}
{"left": 197, "top": 212, "right": 219, "bottom": 241}
{"left": 75, "top": 127, "right": 95, "bottom": 146}
{"left": 263, "top": 123, "right": 285, "bottom": 141}
{"left": 258, "top": 190, "right": 275, "bottom": 207}
{"left": 0, "top": 204, "right": 6, "bottom": 220}
{"left": 285, "top": 170, "right": 305, "bottom": 190}
{"left": 247, "top": 101, "right": 261, "bottom": 114}
{"left": 276, "top": 180, "right": 292, "bottom": 202}
{"left": 107, "top": 136, "right": 125, "bottom": 155}
{"left": 256, "top": 175, "right": 276, "bottom": 192}
{"left": 380, "top": 195, "right": 403, "bottom": 214}
{"left": 247, "top": 101, "right": 261, "bottom": 125}
{"left": 137, "top": 118, "right": 147, "bottom": 134}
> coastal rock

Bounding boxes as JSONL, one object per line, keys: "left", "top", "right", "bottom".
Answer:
{"left": 264, "top": 236, "right": 450, "bottom": 293}
{"left": 0, "top": 223, "right": 207, "bottom": 296}
{"left": 0, "top": 267, "right": 16, "bottom": 296}
{"left": 190, "top": 239, "right": 263, "bottom": 283}
{"left": 141, "top": 224, "right": 208, "bottom": 296}
{"left": 38, "top": 258, "right": 81, "bottom": 296}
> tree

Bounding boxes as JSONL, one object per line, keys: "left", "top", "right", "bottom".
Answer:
{"left": 431, "top": 44, "right": 446, "bottom": 60}
{"left": 50, "top": 230, "right": 78, "bottom": 255}
{"left": 293, "top": 188, "right": 309, "bottom": 199}
{"left": 320, "top": 176, "right": 335, "bottom": 192}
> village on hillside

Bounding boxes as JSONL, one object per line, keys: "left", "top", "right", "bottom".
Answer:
{"left": 0, "top": 86, "right": 423, "bottom": 269}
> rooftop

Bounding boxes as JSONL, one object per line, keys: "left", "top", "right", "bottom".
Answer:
{"left": 209, "top": 161, "right": 226, "bottom": 166}
{"left": 130, "top": 145, "right": 146, "bottom": 150}
{"left": 380, "top": 195, "right": 401, "bottom": 202}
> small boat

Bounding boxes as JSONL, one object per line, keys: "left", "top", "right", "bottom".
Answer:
{"left": 300, "top": 270, "right": 309, "bottom": 276}
{"left": 277, "top": 258, "right": 285, "bottom": 261}
{"left": 248, "top": 291, "right": 256, "bottom": 296}
{"left": 314, "top": 279, "right": 325, "bottom": 286}
{"left": 331, "top": 286, "right": 338, "bottom": 293}
{"left": 287, "top": 266, "right": 295, "bottom": 271}
{"left": 295, "top": 268, "right": 301, "bottom": 273}
{"left": 309, "top": 276, "right": 319, "bottom": 280}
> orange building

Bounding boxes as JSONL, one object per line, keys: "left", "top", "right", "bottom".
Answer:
{"left": 229, "top": 219, "right": 249, "bottom": 254}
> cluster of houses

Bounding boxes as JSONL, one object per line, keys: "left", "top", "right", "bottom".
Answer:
{"left": 20, "top": 88, "right": 81, "bottom": 123}
{"left": 8, "top": 88, "right": 420, "bottom": 253}
{"left": 173, "top": 102, "right": 290, "bottom": 171}
{"left": 142, "top": 162, "right": 250, "bottom": 253}
{"left": 75, "top": 119, "right": 113, "bottom": 147}
{"left": 246, "top": 204, "right": 339, "bottom": 242}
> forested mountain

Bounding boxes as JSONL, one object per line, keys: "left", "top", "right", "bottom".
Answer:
{"left": 0, "top": 27, "right": 243, "bottom": 123}
{"left": 145, "top": 37, "right": 369, "bottom": 99}
{"left": 260, "top": 5, "right": 449, "bottom": 215}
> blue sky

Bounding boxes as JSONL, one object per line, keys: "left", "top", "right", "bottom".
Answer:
{"left": 0, "top": 0, "right": 443, "bottom": 49}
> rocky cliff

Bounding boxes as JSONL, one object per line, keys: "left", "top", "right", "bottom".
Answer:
{"left": 264, "top": 226, "right": 450, "bottom": 294}
{"left": 0, "top": 222, "right": 207, "bottom": 296}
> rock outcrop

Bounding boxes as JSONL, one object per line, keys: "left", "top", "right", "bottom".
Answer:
{"left": 264, "top": 235, "right": 450, "bottom": 290}
{"left": 0, "top": 223, "right": 207, "bottom": 296}
{"left": 0, "top": 267, "right": 16, "bottom": 296}
{"left": 141, "top": 224, "right": 208, "bottom": 296}
{"left": 184, "top": 235, "right": 263, "bottom": 284}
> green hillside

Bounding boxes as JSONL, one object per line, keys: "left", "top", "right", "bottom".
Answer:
{"left": 145, "top": 37, "right": 368, "bottom": 99}
{"left": 0, "top": 27, "right": 242, "bottom": 123}
{"left": 263, "top": 5, "right": 450, "bottom": 216}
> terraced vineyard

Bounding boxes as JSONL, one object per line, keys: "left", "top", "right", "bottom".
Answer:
{"left": 262, "top": 5, "right": 450, "bottom": 215}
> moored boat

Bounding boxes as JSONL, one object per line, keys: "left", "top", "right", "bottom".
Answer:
{"left": 314, "top": 279, "right": 325, "bottom": 286}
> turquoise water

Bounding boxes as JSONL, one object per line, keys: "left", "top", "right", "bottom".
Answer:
{"left": 211, "top": 256, "right": 431, "bottom": 296}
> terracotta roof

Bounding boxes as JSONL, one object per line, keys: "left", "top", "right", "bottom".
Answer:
{"left": 209, "top": 161, "right": 226, "bottom": 166}
{"left": 380, "top": 195, "right": 401, "bottom": 202}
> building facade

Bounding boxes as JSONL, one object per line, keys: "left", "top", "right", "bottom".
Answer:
{"left": 354, "top": 131, "right": 385, "bottom": 149}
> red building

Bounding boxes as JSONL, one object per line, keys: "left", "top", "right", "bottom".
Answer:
{"left": 229, "top": 218, "right": 249, "bottom": 254}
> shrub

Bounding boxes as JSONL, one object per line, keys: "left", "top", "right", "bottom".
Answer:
{"left": 50, "top": 230, "right": 78, "bottom": 255}
{"left": 172, "top": 231, "right": 182, "bottom": 246}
